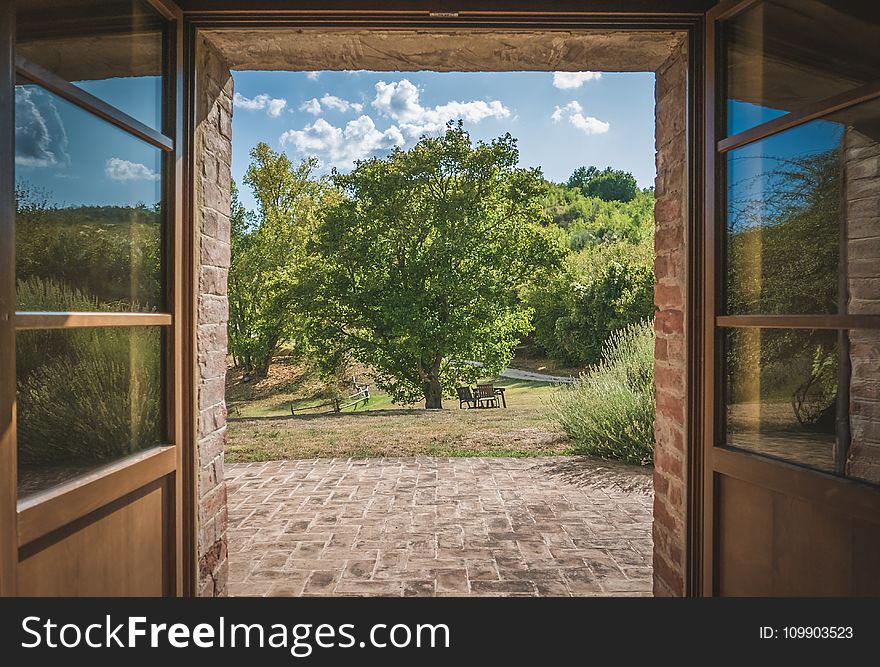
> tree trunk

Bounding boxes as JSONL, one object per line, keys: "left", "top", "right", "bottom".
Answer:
{"left": 424, "top": 376, "right": 443, "bottom": 409}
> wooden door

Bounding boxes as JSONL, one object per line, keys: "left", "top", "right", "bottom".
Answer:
{"left": 702, "top": 0, "right": 880, "bottom": 596}
{"left": 0, "top": 0, "right": 191, "bottom": 596}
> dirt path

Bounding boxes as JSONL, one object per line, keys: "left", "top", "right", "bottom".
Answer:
{"left": 464, "top": 360, "right": 575, "bottom": 383}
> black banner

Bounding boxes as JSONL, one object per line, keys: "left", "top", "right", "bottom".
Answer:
{"left": 0, "top": 597, "right": 876, "bottom": 663}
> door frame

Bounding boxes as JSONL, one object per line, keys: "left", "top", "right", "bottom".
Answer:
{"left": 0, "top": 0, "right": 17, "bottom": 598}
{"left": 180, "top": 5, "right": 709, "bottom": 596}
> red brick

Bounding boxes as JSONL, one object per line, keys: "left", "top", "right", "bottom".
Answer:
{"left": 653, "top": 254, "right": 669, "bottom": 280}
{"left": 200, "top": 266, "right": 229, "bottom": 296}
{"left": 655, "top": 224, "right": 684, "bottom": 253}
{"left": 654, "top": 282, "right": 683, "bottom": 308}
{"left": 655, "top": 446, "right": 683, "bottom": 478}
{"left": 199, "top": 483, "right": 228, "bottom": 523}
{"left": 667, "top": 482, "right": 683, "bottom": 509}
{"left": 656, "top": 391, "right": 685, "bottom": 422}
{"left": 195, "top": 36, "right": 232, "bottom": 599}
{"left": 199, "top": 376, "right": 225, "bottom": 410}
{"left": 198, "top": 293, "right": 228, "bottom": 326}
{"left": 654, "top": 337, "right": 668, "bottom": 361}
{"left": 652, "top": 470, "right": 669, "bottom": 495}
{"left": 655, "top": 417, "right": 685, "bottom": 449}
{"left": 653, "top": 523, "right": 684, "bottom": 569}
{"left": 655, "top": 309, "right": 684, "bottom": 334}
{"left": 200, "top": 428, "right": 226, "bottom": 462}
{"left": 655, "top": 365, "right": 685, "bottom": 396}
{"left": 200, "top": 235, "right": 231, "bottom": 268}
{"left": 655, "top": 192, "right": 683, "bottom": 221}
{"left": 653, "top": 496, "right": 680, "bottom": 533}
{"left": 650, "top": 40, "right": 688, "bottom": 599}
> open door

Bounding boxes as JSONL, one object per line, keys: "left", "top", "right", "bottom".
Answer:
{"left": 0, "top": 0, "right": 191, "bottom": 596}
{"left": 702, "top": 0, "right": 880, "bottom": 595}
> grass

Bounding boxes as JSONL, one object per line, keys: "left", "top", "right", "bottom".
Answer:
{"left": 226, "top": 371, "right": 572, "bottom": 462}
{"left": 226, "top": 354, "right": 335, "bottom": 419}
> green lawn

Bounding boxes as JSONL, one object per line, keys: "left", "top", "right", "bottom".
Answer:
{"left": 229, "top": 375, "right": 556, "bottom": 418}
{"left": 225, "top": 354, "right": 573, "bottom": 463}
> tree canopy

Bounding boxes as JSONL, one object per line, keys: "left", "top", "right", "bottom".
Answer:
{"left": 567, "top": 165, "right": 640, "bottom": 203}
{"left": 526, "top": 241, "right": 655, "bottom": 365}
{"left": 297, "top": 123, "right": 561, "bottom": 408}
{"left": 228, "top": 143, "right": 339, "bottom": 377}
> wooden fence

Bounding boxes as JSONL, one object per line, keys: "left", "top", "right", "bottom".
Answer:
{"left": 291, "top": 377, "right": 370, "bottom": 416}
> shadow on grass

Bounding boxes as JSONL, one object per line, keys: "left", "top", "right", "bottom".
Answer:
{"left": 536, "top": 455, "right": 654, "bottom": 495}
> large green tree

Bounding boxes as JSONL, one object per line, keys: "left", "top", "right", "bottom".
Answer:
{"left": 298, "top": 123, "right": 560, "bottom": 408}
{"left": 228, "top": 143, "right": 338, "bottom": 377}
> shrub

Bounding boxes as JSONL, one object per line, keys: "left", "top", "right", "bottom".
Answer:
{"left": 15, "top": 278, "right": 162, "bottom": 466}
{"left": 549, "top": 320, "right": 655, "bottom": 464}
{"left": 17, "top": 328, "right": 162, "bottom": 465}
{"left": 16, "top": 275, "right": 102, "bottom": 311}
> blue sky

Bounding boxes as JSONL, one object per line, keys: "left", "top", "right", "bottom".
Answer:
{"left": 231, "top": 70, "right": 658, "bottom": 212}
{"left": 727, "top": 114, "right": 844, "bottom": 231}
{"left": 15, "top": 70, "right": 657, "bottom": 212}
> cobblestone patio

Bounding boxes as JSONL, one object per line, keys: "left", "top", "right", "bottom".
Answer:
{"left": 227, "top": 457, "right": 653, "bottom": 597}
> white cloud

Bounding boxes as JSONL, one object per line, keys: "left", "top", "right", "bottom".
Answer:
{"left": 552, "top": 71, "right": 602, "bottom": 89}
{"left": 551, "top": 101, "right": 610, "bottom": 135}
{"left": 300, "top": 94, "right": 364, "bottom": 116}
{"left": 280, "top": 115, "right": 404, "bottom": 168}
{"left": 321, "top": 94, "right": 363, "bottom": 114}
{"left": 371, "top": 79, "right": 510, "bottom": 138}
{"left": 550, "top": 101, "right": 575, "bottom": 123}
{"left": 104, "top": 158, "right": 160, "bottom": 182}
{"left": 305, "top": 71, "right": 320, "bottom": 80}
{"left": 233, "top": 92, "right": 288, "bottom": 117}
{"left": 15, "top": 86, "right": 68, "bottom": 167}
{"left": 266, "top": 98, "right": 288, "bottom": 117}
{"left": 300, "top": 98, "right": 322, "bottom": 115}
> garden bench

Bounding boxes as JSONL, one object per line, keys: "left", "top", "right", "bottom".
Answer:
{"left": 456, "top": 386, "right": 477, "bottom": 409}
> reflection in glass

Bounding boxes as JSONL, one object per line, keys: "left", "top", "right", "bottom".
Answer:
{"left": 15, "top": 82, "right": 163, "bottom": 311}
{"left": 725, "top": 98, "right": 880, "bottom": 316}
{"left": 725, "top": 0, "right": 880, "bottom": 136}
{"left": 16, "top": 0, "right": 165, "bottom": 130}
{"left": 16, "top": 327, "right": 164, "bottom": 498}
{"left": 724, "top": 328, "right": 841, "bottom": 474}
{"left": 724, "top": 327, "right": 880, "bottom": 486}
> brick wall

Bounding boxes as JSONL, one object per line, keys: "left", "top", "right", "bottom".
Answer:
{"left": 652, "top": 37, "right": 689, "bottom": 597}
{"left": 194, "top": 36, "right": 233, "bottom": 597}
{"left": 845, "top": 127, "right": 880, "bottom": 485}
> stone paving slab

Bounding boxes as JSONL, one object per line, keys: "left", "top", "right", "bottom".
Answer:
{"left": 226, "top": 457, "right": 653, "bottom": 597}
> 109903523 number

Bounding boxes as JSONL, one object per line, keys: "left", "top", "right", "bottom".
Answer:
{"left": 782, "top": 627, "right": 853, "bottom": 639}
